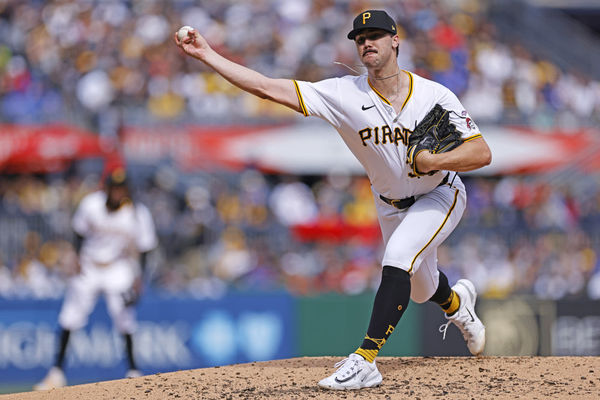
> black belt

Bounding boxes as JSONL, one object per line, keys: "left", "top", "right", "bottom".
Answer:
{"left": 379, "top": 173, "right": 449, "bottom": 210}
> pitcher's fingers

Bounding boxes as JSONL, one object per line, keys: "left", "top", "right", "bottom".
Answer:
{"left": 184, "top": 28, "right": 196, "bottom": 44}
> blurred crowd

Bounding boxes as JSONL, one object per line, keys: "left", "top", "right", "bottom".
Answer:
{"left": 1, "top": 169, "right": 600, "bottom": 301}
{"left": 2, "top": 0, "right": 600, "bottom": 301}
{"left": 0, "top": 0, "right": 599, "bottom": 130}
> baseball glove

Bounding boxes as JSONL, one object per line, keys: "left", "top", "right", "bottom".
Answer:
{"left": 122, "top": 287, "right": 140, "bottom": 307}
{"left": 406, "top": 104, "right": 463, "bottom": 176}
{"left": 122, "top": 277, "right": 142, "bottom": 307}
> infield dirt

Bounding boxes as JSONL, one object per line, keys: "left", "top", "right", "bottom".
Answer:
{"left": 2, "top": 356, "right": 599, "bottom": 399}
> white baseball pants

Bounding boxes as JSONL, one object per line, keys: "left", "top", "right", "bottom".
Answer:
{"left": 58, "top": 258, "right": 138, "bottom": 334}
{"left": 373, "top": 175, "right": 466, "bottom": 303}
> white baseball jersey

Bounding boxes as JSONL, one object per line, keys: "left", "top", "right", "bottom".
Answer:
{"left": 294, "top": 71, "right": 481, "bottom": 200}
{"left": 59, "top": 191, "right": 157, "bottom": 333}
{"left": 294, "top": 71, "right": 481, "bottom": 302}
{"left": 72, "top": 191, "right": 157, "bottom": 266}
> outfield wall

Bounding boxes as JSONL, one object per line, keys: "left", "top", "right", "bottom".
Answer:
{"left": 1, "top": 292, "right": 599, "bottom": 389}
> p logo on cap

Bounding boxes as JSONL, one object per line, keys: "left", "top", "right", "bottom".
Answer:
{"left": 362, "top": 12, "right": 371, "bottom": 25}
{"left": 348, "top": 9, "right": 397, "bottom": 40}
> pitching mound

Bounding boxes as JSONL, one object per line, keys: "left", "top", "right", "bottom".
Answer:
{"left": 3, "top": 356, "right": 599, "bottom": 399}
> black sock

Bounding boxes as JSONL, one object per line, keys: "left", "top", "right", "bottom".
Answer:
{"left": 429, "top": 270, "right": 460, "bottom": 315}
{"left": 124, "top": 334, "right": 137, "bottom": 370}
{"left": 55, "top": 329, "right": 70, "bottom": 369}
{"left": 355, "top": 266, "right": 410, "bottom": 362}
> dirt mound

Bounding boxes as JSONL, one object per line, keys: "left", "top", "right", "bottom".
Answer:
{"left": 3, "top": 356, "right": 599, "bottom": 399}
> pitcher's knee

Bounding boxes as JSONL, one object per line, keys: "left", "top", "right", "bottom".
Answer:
{"left": 410, "top": 290, "right": 435, "bottom": 304}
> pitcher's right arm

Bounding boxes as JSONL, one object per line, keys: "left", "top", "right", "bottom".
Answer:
{"left": 174, "top": 28, "right": 301, "bottom": 113}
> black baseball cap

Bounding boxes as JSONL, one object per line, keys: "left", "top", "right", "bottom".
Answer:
{"left": 347, "top": 10, "right": 397, "bottom": 40}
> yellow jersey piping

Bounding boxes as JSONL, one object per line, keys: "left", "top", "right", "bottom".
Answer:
{"left": 408, "top": 188, "right": 459, "bottom": 274}
{"left": 400, "top": 71, "right": 413, "bottom": 111}
{"left": 368, "top": 78, "right": 392, "bottom": 105}
{"left": 463, "top": 133, "right": 482, "bottom": 142}
{"left": 293, "top": 80, "right": 308, "bottom": 116}
{"left": 367, "top": 70, "right": 413, "bottom": 111}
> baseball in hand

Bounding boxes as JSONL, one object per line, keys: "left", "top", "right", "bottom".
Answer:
{"left": 177, "top": 25, "right": 194, "bottom": 41}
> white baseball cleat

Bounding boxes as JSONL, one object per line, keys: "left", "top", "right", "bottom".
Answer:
{"left": 125, "top": 369, "right": 143, "bottom": 378}
{"left": 318, "top": 353, "right": 382, "bottom": 390}
{"left": 33, "top": 366, "right": 66, "bottom": 391}
{"left": 440, "top": 279, "right": 486, "bottom": 355}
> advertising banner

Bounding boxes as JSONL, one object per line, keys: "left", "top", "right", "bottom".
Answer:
{"left": 421, "top": 297, "right": 558, "bottom": 357}
{"left": 297, "top": 294, "right": 421, "bottom": 357}
{"left": 553, "top": 300, "right": 600, "bottom": 356}
{"left": 0, "top": 292, "right": 296, "bottom": 388}
{"left": 0, "top": 124, "right": 107, "bottom": 173}
{"left": 3, "top": 293, "right": 599, "bottom": 393}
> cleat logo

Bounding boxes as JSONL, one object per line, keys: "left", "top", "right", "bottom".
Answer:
{"left": 334, "top": 369, "right": 362, "bottom": 383}
{"left": 466, "top": 308, "right": 475, "bottom": 322}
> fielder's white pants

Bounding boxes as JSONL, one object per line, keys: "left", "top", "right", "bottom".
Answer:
{"left": 373, "top": 175, "right": 466, "bottom": 303}
{"left": 58, "top": 258, "right": 137, "bottom": 334}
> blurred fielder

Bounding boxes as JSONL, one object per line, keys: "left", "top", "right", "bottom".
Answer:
{"left": 35, "top": 168, "right": 157, "bottom": 390}
{"left": 175, "top": 8, "right": 491, "bottom": 390}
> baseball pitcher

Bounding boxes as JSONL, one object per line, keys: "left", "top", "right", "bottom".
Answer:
{"left": 34, "top": 168, "right": 158, "bottom": 390}
{"left": 175, "top": 8, "right": 491, "bottom": 390}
